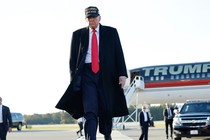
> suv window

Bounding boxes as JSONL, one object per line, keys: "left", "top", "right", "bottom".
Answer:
{"left": 180, "top": 103, "right": 210, "bottom": 113}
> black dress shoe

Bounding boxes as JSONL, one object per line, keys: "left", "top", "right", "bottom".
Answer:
{"left": 104, "top": 135, "right": 112, "bottom": 140}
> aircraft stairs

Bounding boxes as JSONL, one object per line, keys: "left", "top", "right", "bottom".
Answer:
{"left": 113, "top": 76, "right": 145, "bottom": 129}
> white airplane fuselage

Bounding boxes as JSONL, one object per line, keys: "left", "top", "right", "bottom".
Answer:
{"left": 127, "top": 61, "right": 210, "bottom": 105}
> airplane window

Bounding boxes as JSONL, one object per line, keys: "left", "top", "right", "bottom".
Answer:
{"left": 186, "top": 74, "right": 190, "bottom": 79}
{"left": 171, "top": 75, "right": 174, "bottom": 80}
{"left": 150, "top": 77, "right": 154, "bottom": 81}
{"left": 160, "top": 76, "right": 164, "bottom": 80}
{"left": 155, "top": 76, "right": 159, "bottom": 81}
{"left": 181, "top": 75, "right": 185, "bottom": 79}
{"left": 207, "top": 73, "right": 210, "bottom": 77}
{"left": 175, "top": 75, "right": 179, "bottom": 80}
{"left": 191, "top": 74, "right": 195, "bottom": 78}
{"left": 202, "top": 73, "right": 205, "bottom": 78}
{"left": 196, "top": 74, "right": 200, "bottom": 78}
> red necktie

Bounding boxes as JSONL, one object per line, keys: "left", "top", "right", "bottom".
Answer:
{"left": 91, "top": 29, "right": 99, "bottom": 73}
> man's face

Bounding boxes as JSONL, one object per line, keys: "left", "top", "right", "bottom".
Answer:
{"left": 142, "top": 106, "right": 146, "bottom": 111}
{"left": 86, "top": 16, "right": 101, "bottom": 29}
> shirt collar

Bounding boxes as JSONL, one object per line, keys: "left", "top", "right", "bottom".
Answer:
{"left": 89, "top": 25, "right": 99, "bottom": 33}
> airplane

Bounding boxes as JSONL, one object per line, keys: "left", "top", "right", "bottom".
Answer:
{"left": 125, "top": 61, "right": 210, "bottom": 106}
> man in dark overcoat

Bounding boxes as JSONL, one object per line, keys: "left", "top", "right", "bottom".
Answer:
{"left": 56, "top": 6, "right": 128, "bottom": 140}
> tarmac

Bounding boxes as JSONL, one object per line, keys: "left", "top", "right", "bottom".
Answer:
{"left": 8, "top": 121, "right": 207, "bottom": 140}
{"left": 77, "top": 129, "right": 132, "bottom": 140}
{"left": 77, "top": 122, "right": 158, "bottom": 140}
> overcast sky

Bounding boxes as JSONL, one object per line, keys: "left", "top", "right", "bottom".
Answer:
{"left": 0, "top": 0, "right": 210, "bottom": 115}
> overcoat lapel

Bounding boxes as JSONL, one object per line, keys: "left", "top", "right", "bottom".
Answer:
{"left": 81, "top": 27, "right": 89, "bottom": 56}
{"left": 98, "top": 25, "right": 106, "bottom": 63}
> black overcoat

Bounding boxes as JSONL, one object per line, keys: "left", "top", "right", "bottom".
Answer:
{"left": 2, "top": 105, "right": 12, "bottom": 130}
{"left": 55, "top": 24, "right": 129, "bottom": 119}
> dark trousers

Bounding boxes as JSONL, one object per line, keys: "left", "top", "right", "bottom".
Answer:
{"left": 165, "top": 119, "right": 173, "bottom": 137}
{"left": 139, "top": 122, "right": 149, "bottom": 140}
{"left": 82, "top": 64, "right": 112, "bottom": 140}
{"left": 77, "top": 122, "right": 83, "bottom": 136}
{"left": 0, "top": 123, "right": 7, "bottom": 140}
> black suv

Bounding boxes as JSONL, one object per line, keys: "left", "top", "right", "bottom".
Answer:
{"left": 11, "top": 112, "right": 26, "bottom": 131}
{"left": 173, "top": 100, "right": 210, "bottom": 140}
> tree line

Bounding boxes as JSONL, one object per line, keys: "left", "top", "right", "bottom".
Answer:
{"left": 24, "top": 105, "right": 166, "bottom": 125}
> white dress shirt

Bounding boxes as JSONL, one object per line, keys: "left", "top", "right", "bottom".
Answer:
{"left": 168, "top": 108, "right": 172, "bottom": 117}
{"left": 85, "top": 26, "right": 100, "bottom": 63}
{"left": 143, "top": 111, "right": 148, "bottom": 122}
{"left": 0, "top": 104, "right": 3, "bottom": 123}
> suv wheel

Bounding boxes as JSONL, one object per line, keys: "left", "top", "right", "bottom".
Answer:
{"left": 17, "top": 123, "right": 22, "bottom": 131}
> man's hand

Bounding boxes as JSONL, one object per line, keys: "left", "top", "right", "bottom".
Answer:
{"left": 119, "top": 76, "right": 127, "bottom": 88}
{"left": 8, "top": 127, "right": 12, "bottom": 132}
